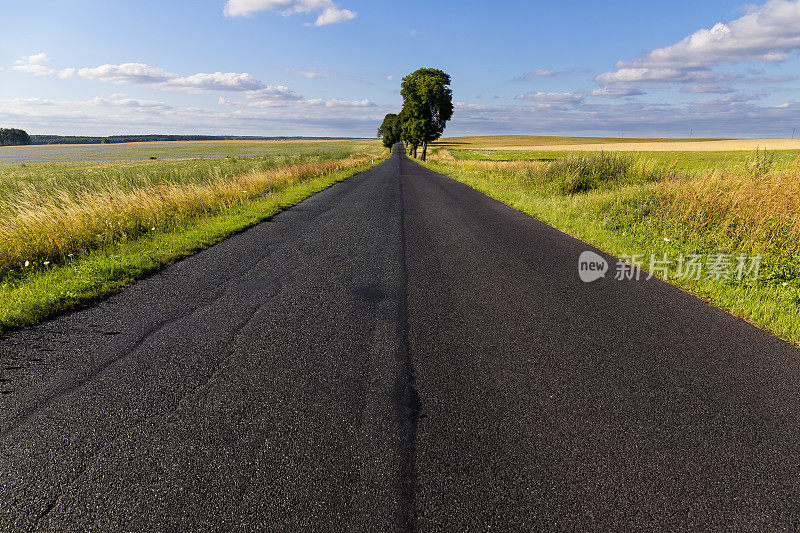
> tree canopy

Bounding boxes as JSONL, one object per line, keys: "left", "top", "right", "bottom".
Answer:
{"left": 377, "top": 113, "right": 401, "bottom": 152}
{"left": 0, "top": 128, "right": 31, "bottom": 146}
{"left": 378, "top": 68, "right": 453, "bottom": 160}
{"left": 399, "top": 68, "right": 453, "bottom": 160}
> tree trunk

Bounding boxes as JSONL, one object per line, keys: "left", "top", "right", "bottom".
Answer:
{"left": 413, "top": 146, "right": 418, "bottom": 158}
{"left": 421, "top": 140, "right": 428, "bottom": 161}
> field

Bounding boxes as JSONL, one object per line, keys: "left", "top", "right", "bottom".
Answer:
{"left": 0, "top": 139, "right": 383, "bottom": 333}
{"left": 426, "top": 135, "right": 800, "bottom": 346}
{"left": 0, "top": 139, "right": 374, "bottom": 164}
{"left": 436, "top": 136, "right": 800, "bottom": 152}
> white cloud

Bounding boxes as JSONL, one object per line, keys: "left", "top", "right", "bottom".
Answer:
{"left": 171, "top": 71, "right": 264, "bottom": 91}
{"left": 511, "top": 69, "right": 564, "bottom": 82}
{"left": 311, "top": 6, "right": 355, "bottom": 25}
{"left": 76, "top": 63, "right": 279, "bottom": 93}
{"left": 223, "top": 0, "right": 356, "bottom": 26}
{"left": 58, "top": 68, "right": 76, "bottom": 79}
{"left": 682, "top": 84, "right": 735, "bottom": 94}
{"left": 590, "top": 86, "right": 645, "bottom": 98}
{"left": 285, "top": 67, "right": 328, "bottom": 79}
{"left": 444, "top": 96, "right": 800, "bottom": 138}
{"left": 86, "top": 96, "right": 173, "bottom": 110}
{"left": 386, "top": 75, "right": 393, "bottom": 81}
{"left": 17, "top": 52, "right": 49, "bottom": 65}
{"left": 322, "top": 99, "right": 374, "bottom": 107}
{"left": 77, "top": 63, "right": 173, "bottom": 84}
{"left": 12, "top": 63, "right": 54, "bottom": 76}
{"left": 245, "top": 85, "right": 303, "bottom": 101}
{"left": 12, "top": 53, "right": 55, "bottom": 76}
{"left": 0, "top": 92, "right": 390, "bottom": 136}
{"left": 515, "top": 91, "right": 585, "bottom": 105}
{"left": 599, "top": 0, "right": 800, "bottom": 87}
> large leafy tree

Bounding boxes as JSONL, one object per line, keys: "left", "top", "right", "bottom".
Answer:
{"left": 399, "top": 111, "right": 424, "bottom": 158}
{"left": 400, "top": 68, "right": 453, "bottom": 161}
{"left": 0, "top": 128, "right": 31, "bottom": 146}
{"left": 377, "top": 113, "right": 400, "bottom": 153}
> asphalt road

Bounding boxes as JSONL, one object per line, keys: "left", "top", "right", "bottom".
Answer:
{"left": 3, "top": 145, "right": 800, "bottom": 530}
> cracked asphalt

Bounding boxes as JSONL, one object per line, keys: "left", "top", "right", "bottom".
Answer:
{"left": 2, "top": 146, "right": 800, "bottom": 530}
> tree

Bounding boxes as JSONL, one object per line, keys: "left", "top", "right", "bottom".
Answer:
{"left": 0, "top": 128, "right": 31, "bottom": 146}
{"left": 399, "top": 111, "right": 424, "bottom": 158}
{"left": 400, "top": 68, "right": 453, "bottom": 161}
{"left": 377, "top": 113, "right": 400, "bottom": 153}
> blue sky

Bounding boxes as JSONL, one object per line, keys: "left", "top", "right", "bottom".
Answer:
{"left": 2, "top": 0, "right": 800, "bottom": 137}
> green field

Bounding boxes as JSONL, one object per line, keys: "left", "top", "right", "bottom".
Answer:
{"left": 445, "top": 148, "right": 800, "bottom": 172}
{"left": 0, "top": 140, "right": 383, "bottom": 334}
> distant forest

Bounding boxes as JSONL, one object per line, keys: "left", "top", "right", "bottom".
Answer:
{"left": 27, "top": 135, "right": 358, "bottom": 145}
{"left": 0, "top": 128, "right": 32, "bottom": 146}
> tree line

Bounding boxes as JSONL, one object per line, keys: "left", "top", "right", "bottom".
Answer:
{"left": 28, "top": 135, "right": 356, "bottom": 145}
{"left": 377, "top": 68, "right": 453, "bottom": 161}
{"left": 0, "top": 128, "right": 31, "bottom": 146}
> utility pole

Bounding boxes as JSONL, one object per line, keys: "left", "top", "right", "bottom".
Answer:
{"left": 792, "top": 128, "right": 796, "bottom": 140}
{"left": 690, "top": 129, "right": 693, "bottom": 139}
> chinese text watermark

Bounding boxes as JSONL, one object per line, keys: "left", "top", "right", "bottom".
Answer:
{"left": 579, "top": 252, "right": 761, "bottom": 283}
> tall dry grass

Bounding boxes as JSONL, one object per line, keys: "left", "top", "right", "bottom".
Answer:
{"left": 661, "top": 165, "right": 800, "bottom": 254}
{"left": 0, "top": 155, "right": 370, "bottom": 275}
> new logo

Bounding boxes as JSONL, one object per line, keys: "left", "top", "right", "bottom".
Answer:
{"left": 578, "top": 251, "right": 608, "bottom": 282}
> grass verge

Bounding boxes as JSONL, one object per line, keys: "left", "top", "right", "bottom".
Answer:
{"left": 0, "top": 158, "right": 380, "bottom": 335}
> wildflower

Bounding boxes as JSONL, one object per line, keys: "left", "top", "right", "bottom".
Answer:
{"left": 151, "top": 227, "right": 156, "bottom": 231}
{"left": 663, "top": 237, "right": 671, "bottom": 242}
{"left": 43, "top": 261, "right": 50, "bottom": 266}
{"left": 24, "top": 260, "right": 30, "bottom": 267}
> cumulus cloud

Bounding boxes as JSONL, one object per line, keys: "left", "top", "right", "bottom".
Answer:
{"left": 321, "top": 98, "right": 374, "bottom": 107}
{"left": 515, "top": 91, "right": 585, "bottom": 105}
{"left": 244, "top": 85, "right": 303, "bottom": 101}
{"left": 443, "top": 96, "right": 800, "bottom": 138}
{"left": 86, "top": 96, "right": 174, "bottom": 110}
{"left": 590, "top": 86, "right": 645, "bottom": 98}
{"left": 598, "top": 0, "right": 800, "bottom": 88}
{"left": 223, "top": 0, "right": 356, "bottom": 26}
{"left": 77, "top": 63, "right": 267, "bottom": 92}
{"left": 11, "top": 53, "right": 74, "bottom": 78}
{"left": 0, "top": 92, "right": 389, "bottom": 137}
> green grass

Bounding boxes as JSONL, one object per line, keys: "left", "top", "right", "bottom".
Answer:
{"left": 427, "top": 153, "right": 800, "bottom": 347}
{"left": 0, "top": 159, "right": 380, "bottom": 335}
{"left": 0, "top": 144, "right": 369, "bottom": 200}
{"left": 448, "top": 148, "right": 800, "bottom": 171}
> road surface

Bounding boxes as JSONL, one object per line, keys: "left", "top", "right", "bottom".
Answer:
{"left": 2, "top": 146, "right": 800, "bottom": 530}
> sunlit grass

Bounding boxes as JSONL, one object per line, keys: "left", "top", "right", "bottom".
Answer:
{"left": 0, "top": 141, "right": 384, "bottom": 333}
